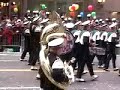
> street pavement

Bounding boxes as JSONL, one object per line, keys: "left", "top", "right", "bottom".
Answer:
{"left": 0, "top": 52, "right": 120, "bottom": 90}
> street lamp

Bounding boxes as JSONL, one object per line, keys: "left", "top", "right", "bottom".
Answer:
{"left": 98, "top": 0, "right": 106, "bottom": 3}
{"left": 97, "top": 0, "right": 106, "bottom": 8}
{"left": 0, "top": 2, "right": 9, "bottom": 7}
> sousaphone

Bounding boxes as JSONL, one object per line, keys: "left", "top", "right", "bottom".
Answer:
{"left": 40, "top": 11, "right": 74, "bottom": 89}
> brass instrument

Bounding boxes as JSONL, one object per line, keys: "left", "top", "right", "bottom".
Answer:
{"left": 40, "top": 11, "right": 70, "bottom": 90}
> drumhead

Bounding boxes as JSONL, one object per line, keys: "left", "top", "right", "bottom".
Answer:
{"left": 57, "top": 30, "right": 75, "bottom": 55}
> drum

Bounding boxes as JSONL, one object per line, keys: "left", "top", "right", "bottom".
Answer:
{"left": 57, "top": 30, "right": 74, "bottom": 55}
{"left": 89, "top": 47, "right": 106, "bottom": 55}
{"left": 96, "top": 47, "right": 106, "bottom": 55}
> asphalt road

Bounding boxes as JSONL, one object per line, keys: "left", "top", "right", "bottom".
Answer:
{"left": 0, "top": 52, "right": 120, "bottom": 90}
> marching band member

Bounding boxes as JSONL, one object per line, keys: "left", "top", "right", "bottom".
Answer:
{"left": 24, "top": 10, "right": 32, "bottom": 18}
{"left": 61, "top": 16, "right": 65, "bottom": 21}
{"left": 76, "top": 22, "right": 98, "bottom": 82}
{"left": 33, "top": 10, "right": 39, "bottom": 17}
{"left": 89, "top": 29, "right": 101, "bottom": 65}
{"left": 74, "top": 15, "right": 82, "bottom": 30}
{"left": 46, "top": 12, "right": 50, "bottom": 18}
{"left": 65, "top": 17, "right": 75, "bottom": 31}
{"left": 29, "top": 15, "right": 42, "bottom": 70}
{"left": 81, "top": 14, "right": 92, "bottom": 31}
{"left": 97, "top": 27, "right": 108, "bottom": 68}
{"left": 93, "top": 20, "right": 108, "bottom": 68}
{"left": 104, "top": 23, "right": 119, "bottom": 71}
{"left": 40, "top": 21, "right": 71, "bottom": 89}
{"left": 73, "top": 30, "right": 81, "bottom": 70}
{"left": 40, "top": 37, "right": 68, "bottom": 90}
{"left": 20, "top": 19, "right": 31, "bottom": 61}
{"left": 77, "top": 15, "right": 82, "bottom": 21}
{"left": 36, "top": 18, "right": 50, "bottom": 80}
{"left": 63, "top": 18, "right": 68, "bottom": 27}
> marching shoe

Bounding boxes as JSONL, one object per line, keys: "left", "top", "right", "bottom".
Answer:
{"left": 98, "top": 65, "right": 104, "bottom": 68}
{"left": 76, "top": 78, "right": 85, "bottom": 82}
{"left": 27, "top": 63, "right": 31, "bottom": 65}
{"left": 31, "top": 66, "right": 38, "bottom": 70}
{"left": 36, "top": 73, "right": 40, "bottom": 80}
{"left": 91, "top": 75, "right": 99, "bottom": 80}
{"left": 103, "top": 68, "right": 110, "bottom": 71}
{"left": 20, "top": 58, "right": 27, "bottom": 61}
{"left": 100, "top": 65, "right": 104, "bottom": 68}
{"left": 82, "top": 71, "right": 88, "bottom": 75}
{"left": 20, "top": 59, "right": 24, "bottom": 61}
{"left": 97, "top": 65, "right": 101, "bottom": 68}
{"left": 37, "top": 62, "right": 40, "bottom": 64}
{"left": 113, "top": 68, "right": 119, "bottom": 71}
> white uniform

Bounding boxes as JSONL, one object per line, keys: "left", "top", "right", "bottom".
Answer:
{"left": 79, "top": 31, "right": 90, "bottom": 45}
{"left": 100, "top": 31, "right": 108, "bottom": 42}
{"left": 73, "top": 30, "right": 81, "bottom": 43}
{"left": 91, "top": 30, "right": 100, "bottom": 42}
{"left": 107, "top": 32, "right": 117, "bottom": 42}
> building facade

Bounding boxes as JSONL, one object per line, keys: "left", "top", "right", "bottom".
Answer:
{"left": 0, "top": 0, "right": 88, "bottom": 17}
{"left": 94, "top": 0, "right": 120, "bottom": 18}
{"left": 0, "top": 0, "right": 120, "bottom": 18}
{"left": 104, "top": 0, "right": 120, "bottom": 18}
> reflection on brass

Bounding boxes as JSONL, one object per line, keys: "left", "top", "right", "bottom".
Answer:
{"left": 40, "top": 11, "right": 69, "bottom": 90}
{"left": 49, "top": 11, "right": 62, "bottom": 24}
{"left": 41, "top": 11, "right": 65, "bottom": 44}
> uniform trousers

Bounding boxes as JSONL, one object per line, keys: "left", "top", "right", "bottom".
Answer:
{"left": 77, "top": 44, "right": 94, "bottom": 78}
{"left": 105, "top": 42, "right": 117, "bottom": 69}
{"left": 90, "top": 54, "right": 106, "bottom": 66}
{"left": 71, "top": 43, "right": 80, "bottom": 70}
{"left": 28, "top": 32, "right": 40, "bottom": 66}
{"left": 21, "top": 35, "right": 30, "bottom": 59}
{"left": 29, "top": 46, "right": 40, "bottom": 65}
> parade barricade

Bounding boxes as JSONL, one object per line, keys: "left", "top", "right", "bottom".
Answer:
{"left": 0, "top": 33, "right": 22, "bottom": 52}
